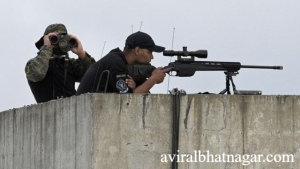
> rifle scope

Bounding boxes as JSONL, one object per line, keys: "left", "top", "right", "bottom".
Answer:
{"left": 163, "top": 46, "right": 207, "bottom": 58}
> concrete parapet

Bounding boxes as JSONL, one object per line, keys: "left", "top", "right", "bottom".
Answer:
{"left": 0, "top": 94, "right": 299, "bottom": 168}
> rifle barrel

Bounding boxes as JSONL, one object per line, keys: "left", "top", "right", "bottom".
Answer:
{"left": 241, "top": 65, "right": 283, "bottom": 70}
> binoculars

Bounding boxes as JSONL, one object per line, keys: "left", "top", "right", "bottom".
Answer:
{"left": 50, "top": 33, "right": 77, "bottom": 52}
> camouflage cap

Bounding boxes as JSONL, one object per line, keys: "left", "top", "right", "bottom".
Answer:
{"left": 43, "top": 23, "right": 67, "bottom": 35}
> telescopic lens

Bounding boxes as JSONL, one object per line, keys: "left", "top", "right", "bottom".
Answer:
{"left": 50, "top": 36, "right": 59, "bottom": 45}
{"left": 69, "top": 38, "right": 77, "bottom": 48}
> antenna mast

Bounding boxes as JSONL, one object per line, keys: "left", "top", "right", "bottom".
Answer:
{"left": 139, "top": 21, "right": 143, "bottom": 31}
{"left": 167, "top": 28, "right": 175, "bottom": 93}
{"left": 100, "top": 41, "right": 106, "bottom": 58}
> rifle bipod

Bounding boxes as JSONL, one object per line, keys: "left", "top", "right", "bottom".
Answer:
{"left": 219, "top": 71, "right": 238, "bottom": 94}
{"left": 219, "top": 71, "right": 262, "bottom": 95}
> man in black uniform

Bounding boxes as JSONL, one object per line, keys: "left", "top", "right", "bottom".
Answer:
{"left": 25, "top": 24, "right": 95, "bottom": 103}
{"left": 77, "top": 31, "right": 171, "bottom": 94}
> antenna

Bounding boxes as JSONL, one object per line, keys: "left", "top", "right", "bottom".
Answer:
{"left": 170, "top": 28, "right": 175, "bottom": 62}
{"left": 92, "top": 41, "right": 106, "bottom": 92}
{"left": 132, "top": 25, "right": 133, "bottom": 34}
{"left": 100, "top": 41, "right": 106, "bottom": 58}
{"left": 139, "top": 21, "right": 143, "bottom": 31}
{"left": 167, "top": 28, "right": 175, "bottom": 93}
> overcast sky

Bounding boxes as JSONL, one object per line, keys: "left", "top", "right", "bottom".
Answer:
{"left": 0, "top": 0, "right": 299, "bottom": 112}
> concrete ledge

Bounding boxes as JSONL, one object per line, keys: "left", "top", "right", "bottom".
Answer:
{"left": 1, "top": 94, "right": 299, "bottom": 168}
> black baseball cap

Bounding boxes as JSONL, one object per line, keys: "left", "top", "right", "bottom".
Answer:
{"left": 125, "top": 31, "right": 165, "bottom": 52}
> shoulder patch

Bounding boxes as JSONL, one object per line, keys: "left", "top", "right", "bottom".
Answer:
{"left": 25, "top": 64, "right": 30, "bottom": 74}
{"left": 116, "top": 79, "right": 129, "bottom": 93}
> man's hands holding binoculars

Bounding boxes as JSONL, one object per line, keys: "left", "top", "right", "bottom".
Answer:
{"left": 43, "top": 32, "right": 86, "bottom": 59}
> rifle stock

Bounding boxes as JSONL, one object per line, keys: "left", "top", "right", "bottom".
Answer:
{"left": 127, "top": 64, "right": 156, "bottom": 86}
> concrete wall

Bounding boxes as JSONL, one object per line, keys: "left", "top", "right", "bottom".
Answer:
{"left": 0, "top": 94, "right": 299, "bottom": 168}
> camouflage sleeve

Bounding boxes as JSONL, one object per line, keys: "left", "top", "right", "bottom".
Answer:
{"left": 70, "top": 52, "right": 96, "bottom": 82}
{"left": 25, "top": 45, "right": 53, "bottom": 82}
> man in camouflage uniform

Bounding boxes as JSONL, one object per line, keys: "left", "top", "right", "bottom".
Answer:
{"left": 25, "top": 23, "right": 95, "bottom": 103}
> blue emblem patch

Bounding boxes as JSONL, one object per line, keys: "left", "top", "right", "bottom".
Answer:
{"left": 116, "top": 79, "right": 129, "bottom": 93}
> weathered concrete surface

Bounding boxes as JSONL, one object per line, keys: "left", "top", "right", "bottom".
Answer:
{"left": 178, "top": 95, "right": 244, "bottom": 169}
{"left": 0, "top": 95, "right": 93, "bottom": 169}
{"left": 91, "top": 94, "right": 172, "bottom": 169}
{"left": 1, "top": 94, "right": 299, "bottom": 169}
{"left": 178, "top": 95, "right": 300, "bottom": 169}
